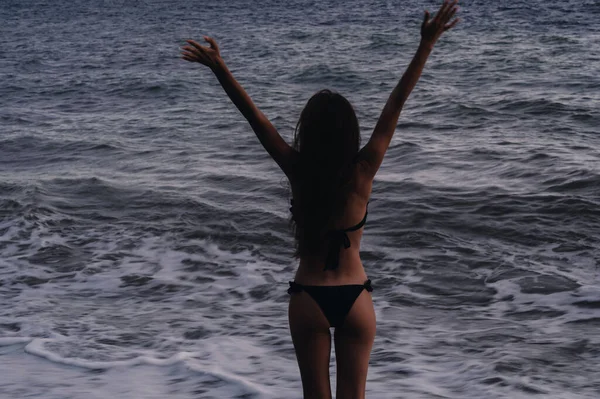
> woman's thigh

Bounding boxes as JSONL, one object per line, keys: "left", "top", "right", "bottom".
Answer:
{"left": 333, "top": 290, "right": 376, "bottom": 399}
{"left": 288, "top": 292, "right": 333, "bottom": 399}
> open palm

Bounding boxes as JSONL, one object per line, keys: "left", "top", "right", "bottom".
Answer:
{"left": 421, "top": 0, "right": 460, "bottom": 45}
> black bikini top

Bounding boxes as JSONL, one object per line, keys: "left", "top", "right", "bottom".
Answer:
{"left": 289, "top": 199, "right": 369, "bottom": 271}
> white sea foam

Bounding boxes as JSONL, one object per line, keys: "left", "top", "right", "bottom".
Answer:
{"left": 1, "top": 341, "right": 277, "bottom": 399}
{"left": 0, "top": 337, "right": 32, "bottom": 346}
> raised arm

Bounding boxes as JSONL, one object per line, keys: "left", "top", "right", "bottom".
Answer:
{"left": 181, "top": 37, "right": 297, "bottom": 178}
{"left": 358, "top": 0, "right": 460, "bottom": 177}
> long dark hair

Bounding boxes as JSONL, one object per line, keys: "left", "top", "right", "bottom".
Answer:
{"left": 289, "top": 89, "right": 361, "bottom": 258}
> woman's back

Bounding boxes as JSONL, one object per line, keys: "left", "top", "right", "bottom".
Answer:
{"left": 290, "top": 156, "right": 374, "bottom": 285}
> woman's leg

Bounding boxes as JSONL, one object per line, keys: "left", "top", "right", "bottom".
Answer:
{"left": 333, "top": 289, "right": 376, "bottom": 399}
{"left": 288, "top": 291, "right": 333, "bottom": 399}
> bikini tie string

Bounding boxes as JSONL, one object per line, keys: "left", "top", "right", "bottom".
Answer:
{"left": 288, "top": 281, "right": 302, "bottom": 294}
{"left": 324, "top": 231, "right": 351, "bottom": 271}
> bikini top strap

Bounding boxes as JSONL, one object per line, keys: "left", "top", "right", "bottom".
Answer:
{"left": 341, "top": 201, "right": 369, "bottom": 233}
{"left": 323, "top": 201, "right": 369, "bottom": 271}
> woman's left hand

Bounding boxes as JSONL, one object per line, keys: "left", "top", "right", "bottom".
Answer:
{"left": 181, "top": 36, "right": 223, "bottom": 71}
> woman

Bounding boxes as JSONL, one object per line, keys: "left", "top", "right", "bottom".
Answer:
{"left": 181, "top": 1, "right": 459, "bottom": 397}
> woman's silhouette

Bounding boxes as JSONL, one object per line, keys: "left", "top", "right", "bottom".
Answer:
{"left": 181, "top": 1, "right": 459, "bottom": 397}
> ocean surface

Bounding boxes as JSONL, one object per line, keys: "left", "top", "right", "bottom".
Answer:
{"left": 1, "top": 0, "right": 599, "bottom": 397}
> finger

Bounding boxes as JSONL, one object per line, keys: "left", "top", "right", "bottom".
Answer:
{"left": 181, "top": 45, "right": 200, "bottom": 54}
{"left": 181, "top": 50, "right": 198, "bottom": 59}
{"left": 422, "top": 10, "right": 430, "bottom": 28}
{"left": 445, "top": 5, "right": 459, "bottom": 22}
{"left": 186, "top": 39, "right": 207, "bottom": 52}
{"left": 445, "top": 0, "right": 458, "bottom": 14}
{"left": 204, "top": 36, "right": 220, "bottom": 53}
{"left": 435, "top": 0, "right": 450, "bottom": 21}
{"left": 440, "top": 0, "right": 458, "bottom": 21}
{"left": 444, "top": 1, "right": 459, "bottom": 22}
{"left": 182, "top": 45, "right": 204, "bottom": 53}
{"left": 183, "top": 46, "right": 206, "bottom": 59}
{"left": 181, "top": 49, "right": 206, "bottom": 63}
{"left": 444, "top": 18, "right": 460, "bottom": 31}
{"left": 182, "top": 53, "right": 207, "bottom": 65}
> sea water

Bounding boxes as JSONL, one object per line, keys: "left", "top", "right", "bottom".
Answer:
{"left": 1, "top": 0, "right": 599, "bottom": 397}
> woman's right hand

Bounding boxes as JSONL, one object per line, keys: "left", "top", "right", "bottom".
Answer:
{"left": 420, "top": 0, "right": 460, "bottom": 46}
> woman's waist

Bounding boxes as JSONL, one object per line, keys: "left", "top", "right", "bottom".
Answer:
{"left": 294, "top": 253, "right": 368, "bottom": 285}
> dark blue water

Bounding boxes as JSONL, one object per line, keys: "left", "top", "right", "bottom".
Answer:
{"left": 1, "top": 0, "right": 599, "bottom": 398}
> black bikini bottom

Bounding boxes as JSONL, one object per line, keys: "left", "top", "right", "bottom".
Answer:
{"left": 287, "top": 279, "right": 373, "bottom": 328}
